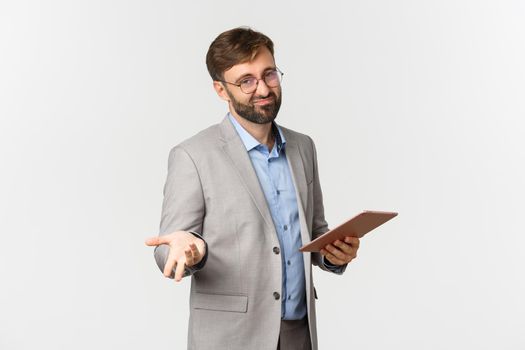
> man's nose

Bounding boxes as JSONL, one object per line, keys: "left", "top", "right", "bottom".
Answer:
{"left": 254, "top": 78, "right": 270, "bottom": 97}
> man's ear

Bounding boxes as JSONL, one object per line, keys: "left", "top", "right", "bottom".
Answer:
{"left": 213, "top": 81, "right": 230, "bottom": 102}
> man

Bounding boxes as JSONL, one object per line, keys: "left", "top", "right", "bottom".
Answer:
{"left": 145, "top": 27, "right": 360, "bottom": 350}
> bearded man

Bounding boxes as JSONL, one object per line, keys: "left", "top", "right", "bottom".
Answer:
{"left": 146, "top": 27, "right": 360, "bottom": 350}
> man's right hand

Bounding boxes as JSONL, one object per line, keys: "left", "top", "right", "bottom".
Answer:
{"left": 145, "top": 231, "right": 206, "bottom": 282}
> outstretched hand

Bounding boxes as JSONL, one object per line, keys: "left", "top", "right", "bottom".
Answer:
{"left": 145, "top": 231, "right": 206, "bottom": 282}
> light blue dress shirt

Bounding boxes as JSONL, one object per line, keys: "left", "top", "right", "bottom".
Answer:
{"left": 228, "top": 113, "right": 308, "bottom": 320}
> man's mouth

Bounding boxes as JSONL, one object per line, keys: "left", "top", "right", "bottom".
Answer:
{"left": 253, "top": 97, "right": 274, "bottom": 106}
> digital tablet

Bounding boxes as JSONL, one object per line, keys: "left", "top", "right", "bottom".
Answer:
{"left": 299, "top": 210, "right": 398, "bottom": 252}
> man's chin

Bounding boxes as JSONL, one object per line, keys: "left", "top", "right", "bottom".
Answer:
{"left": 257, "top": 106, "right": 278, "bottom": 120}
{"left": 238, "top": 112, "right": 276, "bottom": 125}
{"left": 257, "top": 110, "right": 278, "bottom": 123}
{"left": 253, "top": 116, "right": 276, "bottom": 125}
{"left": 257, "top": 112, "right": 276, "bottom": 121}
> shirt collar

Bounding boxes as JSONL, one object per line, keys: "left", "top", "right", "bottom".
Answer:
{"left": 227, "top": 113, "right": 286, "bottom": 153}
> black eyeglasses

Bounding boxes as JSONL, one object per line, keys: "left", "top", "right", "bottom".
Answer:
{"left": 217, "top": 68, "right": 284, "bottom": 94}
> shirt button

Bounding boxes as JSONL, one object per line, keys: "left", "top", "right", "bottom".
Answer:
{"left": 287, "top": 260, "right": 291, "bottom": 265}
{"left": 273, "top": 246, "right": 280, "bottom": 254}
{"left": 283, "top": 225, "right": 288, "bottom": 231}
{"left": 276, "top": 190, "right": 280, "bottom": 195}
{"left": 273, "top": 292, "right": 280, "bottom": 300}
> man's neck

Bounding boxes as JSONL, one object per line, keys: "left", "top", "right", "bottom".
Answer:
{"left": 229, "top": 110, "right": 275, "bottom": 150}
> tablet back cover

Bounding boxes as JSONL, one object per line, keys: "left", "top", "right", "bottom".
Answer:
{"left": 299, "top": 210, "right": 398, "bottom": 252}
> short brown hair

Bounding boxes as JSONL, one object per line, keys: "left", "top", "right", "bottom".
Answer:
{"left": 206, "top": 27, "right": 274, "bottom": 81}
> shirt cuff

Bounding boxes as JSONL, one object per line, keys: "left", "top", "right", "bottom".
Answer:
{"left": 322, "top": 255, "right": 346, "bottom": 275}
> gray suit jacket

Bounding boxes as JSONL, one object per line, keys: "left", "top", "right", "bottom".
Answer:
{"left": 154, "top": 115, "right": 342, "bottom": 350}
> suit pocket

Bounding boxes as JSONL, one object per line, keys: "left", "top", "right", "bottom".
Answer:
{"left": 192, "top": 292, "right": 248, "bottom": 313}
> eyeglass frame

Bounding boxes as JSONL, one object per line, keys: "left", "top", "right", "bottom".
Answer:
{"left": 216, "top": 67, "right": 284, "bottom": 94}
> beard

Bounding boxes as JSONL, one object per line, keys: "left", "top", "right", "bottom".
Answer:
{"left": 225, "top": 88, "right": 282, "bottom": 124}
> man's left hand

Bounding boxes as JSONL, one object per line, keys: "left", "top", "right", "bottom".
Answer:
{"left": 320, "top": 236, "right": 360, "bottom": 266}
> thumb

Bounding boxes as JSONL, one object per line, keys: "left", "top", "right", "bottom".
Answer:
{"left": 145, "top": 236, "right": 166, "bottom": 246}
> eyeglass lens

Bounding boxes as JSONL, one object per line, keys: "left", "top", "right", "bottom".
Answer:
{"left": 240, "top": 70, "right": 282, "bottom": 93}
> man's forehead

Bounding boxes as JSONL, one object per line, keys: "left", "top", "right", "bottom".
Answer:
{"left": 223, "top": 47, "right": 276, "bottom": 79}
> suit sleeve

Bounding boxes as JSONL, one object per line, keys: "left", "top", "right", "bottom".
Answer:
{"left": 153, "top": 145, "right": 207, "bottom": 279}
{"left": 309, "top": 137, "right": 347, "bottom": 275}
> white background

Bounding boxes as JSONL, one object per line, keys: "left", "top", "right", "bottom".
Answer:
{"left": 1, "top": 1, "right": 524, "bottom": 349}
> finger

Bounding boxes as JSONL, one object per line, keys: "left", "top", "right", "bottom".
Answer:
{"left": 333, "top": 240, "right": 355, "bottom": 255}
{"left": 163, "top": 251, "right": 177, "bottom": 278}
{"left": 145, "top": 235, "right": 169, "bottom": 246}
{"left": 190, "top": 242, "right": 200, "bottom": 258}
{"left": 174, "top": 258, "right": 186, "bottom": 282}
{"left": 344, "top": 236, "right": 360, "bottom": 248}
{"left": 185, "top": 248, "right": 194, "bottom": 267}
{"left": 324, "top": 252, "right": 345, "bottom": 266}
{"left": 325, "top": 243, "right": 348, "bottom": 261}
{"left": 188, "top": 243, "right": 201, "bottom": 266}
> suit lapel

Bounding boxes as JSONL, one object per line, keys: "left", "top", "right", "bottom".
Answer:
{"left": 219, "top": 117, "right": 276, "bottom": 233}
{"left": 282, "top": 129, "right": 312, "bottom": 283}
{"left": 283, "top": 139, "right": 308, "bottom": 213}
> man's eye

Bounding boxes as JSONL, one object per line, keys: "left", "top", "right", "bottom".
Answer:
{"left": 240, "top": 78, "right": 256, "bottom": 86}
{"left": 265, "top": 70, "right": 278, "bottom": 78}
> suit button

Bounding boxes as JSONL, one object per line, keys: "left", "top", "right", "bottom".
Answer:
{"left": 273, "top": 246, "right": 280, "bottom": 254}
{"left": 273, "top": 292, "right": 280, "bottom": 300}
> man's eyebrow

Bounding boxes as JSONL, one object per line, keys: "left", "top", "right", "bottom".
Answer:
{"left": 234, "top": 67, "right": 277, "bottom": 82}
{"left": 234, "top": 73, "right": 252, "bottom": 83}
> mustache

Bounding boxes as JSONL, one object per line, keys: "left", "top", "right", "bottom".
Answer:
{"left": 251, "top": 91, "right": 277, "bottom": 103}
